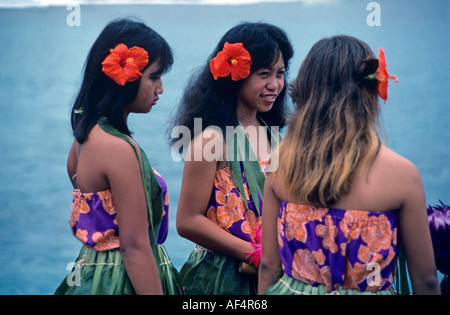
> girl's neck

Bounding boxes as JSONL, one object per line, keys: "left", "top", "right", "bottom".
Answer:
{"left": 236, "top": 104, "right": 259, "bottom": 128}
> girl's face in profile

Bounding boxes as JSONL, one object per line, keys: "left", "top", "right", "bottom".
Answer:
{"left": 125, "top": 60, "right": 164, "bottom": 116}
{"left": 237, "top": 52, "right": 285, "bottom": 115}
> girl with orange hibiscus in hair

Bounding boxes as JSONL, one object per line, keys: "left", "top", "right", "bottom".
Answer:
{"left": 258, "top": 35, "right": 440, "bottom": 295}
{"left": 170, "top": 22, "right": 293, "bottom": 295}
{"left": 55, "top": 18, "right": 183, "bottom": 295}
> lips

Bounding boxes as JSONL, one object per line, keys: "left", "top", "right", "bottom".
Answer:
{"left": 261, "top": 94, "right": 277, "bottom": 103}
{"left": 151, "top": 97, "right": 159, "bottom": 105}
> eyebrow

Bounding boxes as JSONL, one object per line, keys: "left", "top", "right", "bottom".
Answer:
{"left": 264, "top": 66, "right": 286, "bottom": 72}
{"left": 150, "top": 69, "right": 163, "bottom": 76}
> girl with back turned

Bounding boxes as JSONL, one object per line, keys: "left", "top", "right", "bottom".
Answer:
{"left": 259, "top": 35, "right": 440, "bottom": 295}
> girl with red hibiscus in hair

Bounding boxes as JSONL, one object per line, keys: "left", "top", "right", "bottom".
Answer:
{"left": 55, "top": 18, "right": 182, "bottom": 295}
{"left": 170, "top": 22, "right": 293, "bottom": 295}
{"left": 259, "top": 35, "right": 440, "bottom": 295}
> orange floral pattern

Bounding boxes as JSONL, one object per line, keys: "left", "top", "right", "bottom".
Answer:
{"left": 98, "top": 190, "right": 116, "bottom": 215}
{"left": 93, "top": 229, "right": 120, "bottom": 251}
{"left": 205, "top": 160, "right": 268, "bottom": 243}
{"left": 278, "top": 202, "right": 398, "bottom": 293}
{"left": 69, "top": 167, "right": 170, "bottom": 250}
{"left": 70, "top": 189, "right": 120, "bottom": 251}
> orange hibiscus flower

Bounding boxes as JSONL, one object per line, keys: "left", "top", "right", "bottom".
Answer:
{"left": 291, "top": 249, "right": 320, "bottom": 284}
{"left": 70, "top": 189, "right": 92, "bottom": 221}
{"left": 339, "top": 210, "right": 369, "bottom": 241}
{"left": 241, "top": 210, "right": 261, "bottom": 242}
{"left": 284, "top": 209, "right": 308, "bottom": 243}
{"left": 343, "top": 260, "right": 368, "bottom": 290}
{"left": 215, "top": 169, "right": 235, "bottom": 195}
{"left": 315, "top": 215, "right": 338, "bottom": 254}
{"left": 102, "top": 43, "right": 149, "bottom": 86}
{"left": 209, "top": 42, "right": 252, "bottom": 81}
{"left": 75, "top": 228, "right": 88, "bottom": 244}
{"left": 361, "top": 214, "right": 393, "bottom": 253}
{"left": 216, "top": 194, "right": 246, "bottom": 229}
{"left": 98, "top": 190, "right": 116, "bottom": 215}
{"left": 93, "top": 229, "right": 120, "bottom": 251}
{"left": 374, "top": 48, "right": 398, "bottom": 102}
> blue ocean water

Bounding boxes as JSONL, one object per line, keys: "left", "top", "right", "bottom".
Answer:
{"left": 0, "top": 0, "right": 448, "bottom": 294}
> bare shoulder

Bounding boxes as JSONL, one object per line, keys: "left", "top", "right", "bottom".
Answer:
{"left": 197, "top": 126, "right": 225, "bottom": 149}
{"left": 82, "top": 125, "right": 140, "bottom": 174}
{"left": 90, "top": 126, "right": 136, "bottom": 155}
{"left": 67, "top": 140, "right": 81, "bottom": 186}
{"left": 268, "top": 160, "right": 292, "bottom": 202}
{"left": 378, "top": 145, "right": 421, "bottom": 180}
{"left": 186, "top": 126, "right": 225, "bottom": 165}
{"left": 375, "top": 145, "right": 424, "bottom": 205}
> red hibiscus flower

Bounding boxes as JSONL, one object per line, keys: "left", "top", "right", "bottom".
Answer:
{"left": 102, "top": 43, "right": 149, "bottom": 86}
{"left": 375, "top": 48, "right": 398, "bottom": 102}
{"left": 209, "top": 42, "right": 252, "bottom": 81}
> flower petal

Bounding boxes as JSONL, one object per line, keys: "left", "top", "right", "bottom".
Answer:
{"left": 377, "top": 79, "right": 388, "bottom": 102}
{"left": 374, "top": 48, "right": 398, "bottom": 102}
{"left": 210, "top": 51, "right": 231, "bottom": 80}
{"left": 128, "top": 46, "right": 149, "bottom": 71}
{"left": 209, "top": 42, "right": 252, "bottom": 81}
{"left": 101, "top": 43, "right": 149, "bottom": 85}
{"left": 123, "top": 62, "right": 142, "bottom": 83}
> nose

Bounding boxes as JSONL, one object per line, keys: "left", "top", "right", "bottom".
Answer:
{"left": 155, "top": 79, "right": 164, "bottom": 95}
{"left": 266, "top": 74, "right": 281, "bottom": 92}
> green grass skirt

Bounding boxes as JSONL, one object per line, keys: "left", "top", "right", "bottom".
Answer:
{"left": 264, "top": 274, "right": 395, "bottom": 295}
{"left": 179, "top": 246, "right": 258, "bottom": 295}
{"left": 55, "top": 244, "right": 183, "bottom": 295}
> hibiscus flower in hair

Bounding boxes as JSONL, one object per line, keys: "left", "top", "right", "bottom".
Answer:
{"left": 102, "top": 43, "right": 149, "bottom": 86}
{"left": 375, "top": 48, "right": 399, "bottom": 102}
{"left": 210, "top": 42, "right": 252, "bottom": 81}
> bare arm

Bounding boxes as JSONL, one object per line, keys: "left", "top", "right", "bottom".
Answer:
{"left": 258, "top": 174, "right": 282, "bottom": 294}
{"left": 67, "top": 140, "right": 80, "bottom": 188}
{"left": 105, "top": 139, "right": 163, "bottom": 295}
{"left": 176, "top": 130, "right": 255, "bottom": 262}
{"left": 398, "top": 162, "right": 440, "bottom": 295}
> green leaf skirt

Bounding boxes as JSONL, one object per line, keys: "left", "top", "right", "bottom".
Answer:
{"left": 179, "top": 245, "right": 257, "bottom": 295}
{"left": 264, "top": 274, "right": 395, "bottom": 295}
{"left": 55, "top": 244, "right": 183, "bottom": 295}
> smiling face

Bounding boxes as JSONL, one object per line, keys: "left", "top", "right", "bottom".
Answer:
{"left": 236, "top": 52, "right": 285, "bottom": 115}
{"left": 124, "top": 60, "right": 164, "bottom": 116}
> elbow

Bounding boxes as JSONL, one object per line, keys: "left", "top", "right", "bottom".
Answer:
{"left": 411, "top": 271, "right": 441, "bottom": 295}
{"left": 260, "top": 257, "right": 282, "bottom": 279}
{"left": 120, "top": 240, "right": 148, "bottom": 261}
{"left": 176, "top": 216, "right": 190, "bottom": 239}
{"left": 176, "top": 211, "right": 203, "bottom": 239}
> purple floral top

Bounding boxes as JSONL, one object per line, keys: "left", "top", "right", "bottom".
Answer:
{"left": 69, "top": 168, "right": 169, "bottom": 250}
{"left": 278, "top": 202, "right": 398, "bottom": 293}
{"left": 204, "top": 160, "right": 269, "bottom": 243}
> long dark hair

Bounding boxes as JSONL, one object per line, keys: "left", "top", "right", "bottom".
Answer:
{"left": 280, "top": 35, "right": 381, "bottom": 207}
{"left": 71, "top": 18, "right": 173, "bottom": 143}
{"left": 169, "top": 22, "right": 294, "bottom": 146}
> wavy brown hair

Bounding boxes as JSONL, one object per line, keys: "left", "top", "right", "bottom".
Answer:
{"left": 279, "top": 35, "right": 382, "bottom": 207}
